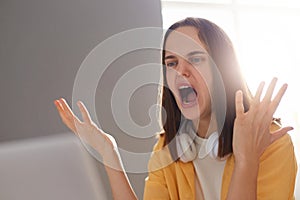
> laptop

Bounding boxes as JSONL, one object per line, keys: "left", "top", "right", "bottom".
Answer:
{"left": 0, "top": 133, "right": 110, "bottom": 200}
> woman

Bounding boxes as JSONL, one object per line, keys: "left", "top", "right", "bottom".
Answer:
{"left": 54, "top": 17, "right": 297, "bottom": 199}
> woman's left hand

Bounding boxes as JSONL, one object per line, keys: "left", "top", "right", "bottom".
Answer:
{"left": 232, "top": 77, "right": 293, "bottom": 167}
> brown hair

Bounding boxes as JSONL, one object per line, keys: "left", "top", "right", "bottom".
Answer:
{"left": 160, "top": 17, "right": 253, "bottom": 159}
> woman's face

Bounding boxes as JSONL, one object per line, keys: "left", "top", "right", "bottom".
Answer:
{"left": 164, "top": 26, "right": 213, "bottom": 121}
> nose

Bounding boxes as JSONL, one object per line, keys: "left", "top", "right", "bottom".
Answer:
{"left": 176, "top": 59, "right": 191, "bottom": 77}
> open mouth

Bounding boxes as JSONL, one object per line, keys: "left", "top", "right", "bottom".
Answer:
{"left": 178, "top": 85, "right": 198, "bottom": 105}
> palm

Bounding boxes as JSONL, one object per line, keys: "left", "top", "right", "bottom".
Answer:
{"left": 54, "top": 98, "right": 115, "bottom": 156}
{"left": 233, "top": 78, "right": 293, "bottom": 164}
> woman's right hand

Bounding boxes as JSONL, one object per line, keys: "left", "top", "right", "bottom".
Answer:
{"left": 54, "top": 98, "right": 117, "bottom": 161}
{"left": 55, "top": 98, "right": 138, "bottom": 199}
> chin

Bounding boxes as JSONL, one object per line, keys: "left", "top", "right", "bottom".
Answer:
{"left": 180, "top": 107, "right": 201, "bottom": 120}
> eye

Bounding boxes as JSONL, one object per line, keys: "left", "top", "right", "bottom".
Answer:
{"left": 165, "top": 61, "right": 178, "bottom": 68}
{"left": 188, "top": 56, "right": 205, "bottom": 65}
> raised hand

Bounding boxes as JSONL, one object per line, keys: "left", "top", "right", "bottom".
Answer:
{"left": 232, "top": 78, "right": 293, "bottom": 166}
{"left": 54, "top": 99, "right": 137, "bottom": 199}
{"left": 54, "top": 98, "right": 117, "bottom": 163}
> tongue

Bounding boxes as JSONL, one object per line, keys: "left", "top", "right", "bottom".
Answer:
{"left": 186, "top": 90, "right": 197, "bottom": 102}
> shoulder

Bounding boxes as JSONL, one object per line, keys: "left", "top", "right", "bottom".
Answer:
{"left": 260, "top": 121, "right": 295, "bottom": 161}
{"left": 148, "top": 133, "right": 174, "bottom": 172}
{"left": 259, "top": 121, "right": 297, "bottom": 169}
{"left": 152, "top": 133, "right": 166, "bottom": 151}
{"left": 259, "top": 133, "right": 296, "bottom": 169}
{"left": 257, "top": 122, "right": 298, "bottom": 199}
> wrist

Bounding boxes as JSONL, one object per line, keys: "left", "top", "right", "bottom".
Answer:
{"left": 234, "top": 154, "right": 259, "bottom": 168}
{"left": 102, "top": 145, "right": 118, "bottom": 161}
{"left": 102, "top": 145, "right": 124, "bottom": 171}
{"left": 228, "top": 157, "right": 259, "bottom": 199}
{"left": 234, "top": 158, "right": 259, "bottom": 178}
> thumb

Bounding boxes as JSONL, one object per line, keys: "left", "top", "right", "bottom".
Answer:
{"left": 270, "top": 126, "right": 294, "bottom": 144}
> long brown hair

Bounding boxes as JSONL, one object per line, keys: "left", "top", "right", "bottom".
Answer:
{"left": 160, "top": 17, "right": 253, "bottom": 159}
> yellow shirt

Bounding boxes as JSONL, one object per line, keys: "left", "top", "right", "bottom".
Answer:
{"left": 144, "top": 124, "right": 297, "bottom": 200}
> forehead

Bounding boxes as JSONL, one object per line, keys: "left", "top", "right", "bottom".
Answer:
{"left": 164, "top": 26, "right": 206, "bottom": 56}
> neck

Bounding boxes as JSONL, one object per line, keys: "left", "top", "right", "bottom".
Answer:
{"left": 192, "top": 113, "right": 217, "bottom": 138}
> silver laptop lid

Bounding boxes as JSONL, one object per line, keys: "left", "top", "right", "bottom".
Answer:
{"left": 0, "top": 133, "right": 109, "bottom": 200}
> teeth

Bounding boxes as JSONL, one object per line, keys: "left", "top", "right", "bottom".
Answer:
{"left": 179, "top": 85, "right": 191, "bottom": 90}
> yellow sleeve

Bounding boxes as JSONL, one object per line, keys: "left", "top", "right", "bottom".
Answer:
{"left": 257, "top": 133, "right": 298, "bottom": 199}
{"left": 143, "top": 135, "right": 171, "bottom": 200}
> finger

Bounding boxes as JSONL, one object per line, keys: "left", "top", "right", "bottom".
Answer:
{"left": 59, "top": 98, "right": 82, "bottom": 125}
{"left": 270, "top": 126, "right": 293, "bottom": 144}
{"left": 54, "top": 99, "right": 65, "bottom": 114}
{"left": 235, "top": 90, "right": 244, "bottom": 116}
{"left": 54, "top": 100, "right": 77, "bottom": 133}
{"left": 253, "top": 81, "right": 265, "bottom": 103}
{"left": 54, "top": 100, "right": 68, "bottom": 123}
{"left": 262, "top": 84, "right": 288, "bottom": 121}
{"left": 77, "top": 101, "right": 92, "bottom": 124}
{"left": 262, "top": 77, "right": 277, "bottom": 102}
{"left": 270, "top": 83, "right": 288, "bottom": 111}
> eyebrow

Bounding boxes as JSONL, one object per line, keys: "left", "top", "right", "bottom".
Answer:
{"left": 164, "top": 51, "right": 205, "bottom": 60}
{"left": 186, "top": 51, "right": 206, "bottom": 57}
